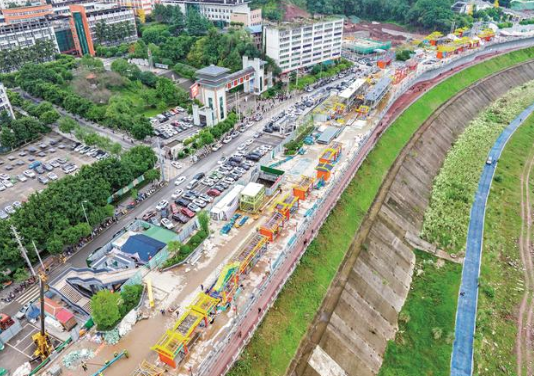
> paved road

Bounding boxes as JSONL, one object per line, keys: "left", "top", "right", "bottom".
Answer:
{"left": 450, "top": 103, "right": 534, "bottom": 375}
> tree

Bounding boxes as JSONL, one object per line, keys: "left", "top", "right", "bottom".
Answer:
{"left": 168, "top": 240, "right": 183, "bottom": 254}
{"left": 119, "top": 284, "right": 143, "bottom": 316}
{"left": 110, "top": 142, "right": 122, "bottom": 155}
{"left": 0, "top": 128, "right": 16, "bottom": 149}
{"left": 186, "top": 7, "right": 211, "bottom": 36}
{"left": 198, "top": 210, "right": 209, "bottom": 233}
{"left": 110, "top": 58, "right": 131, "bottom": 77}
{"left": 39, "top": 110, "right": 60, "bottom": 125}
{"left": 155, "top": 77, "right": 179, "bottom": 105}
{"left": 144, "top": 168, "right": 160, "bottom": 182}
{"left": 58, "top": 117, "right": 78, "bottom": 134}
{"left": 91, "top": 290, "right": 121, "bottom": 330}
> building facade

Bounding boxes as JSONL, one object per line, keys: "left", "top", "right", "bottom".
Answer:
{"left": 230, "top": 6, "right": 260, "bottom": 27}
{"left": 67, "top": 4, "right": 137, "bottom": 55}
{"left": 0, "top": 83, "right": 14, "bottom": 118}
{"left": 0, "top": 4, "right": 53, "bottom": 24}
{"left": 0, "top": 0, "right": 43, "bottom": 10}
{"left": 160, "top": 0, "right": 252, "bottom": 24}
{"left": 263, "top": 18, "right": 344, "bottom": 74}
{"left": 0, "top": 18, "right": 59, "bottom": 54}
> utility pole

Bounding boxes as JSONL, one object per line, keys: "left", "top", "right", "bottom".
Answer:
{"left": 157, "top": 139, "right": 166, "bottom": 182}
{"left": 12, "top": 226, "right": 36, "bottom": 277}
{"left": 81, "top": 200, "right": 90, "bottom": 227}
{"left": 32, "top": 240, "right": 45, "bottom": 271}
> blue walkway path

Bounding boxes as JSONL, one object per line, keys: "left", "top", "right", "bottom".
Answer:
{"left": 451, "top": 102, "right": 534, "bottom": 376}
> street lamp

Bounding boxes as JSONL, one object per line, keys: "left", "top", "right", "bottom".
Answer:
{"left": 81, "top": 200, "right": 90, "bottom": 227}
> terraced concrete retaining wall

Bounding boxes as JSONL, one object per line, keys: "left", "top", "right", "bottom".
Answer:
{"left": 289, "top": 61, "right": 534, "bottom": 376}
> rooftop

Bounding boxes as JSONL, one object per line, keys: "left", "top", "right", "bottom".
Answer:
{"left": 241, "top": 182, "right": 265, "bottom": 197}
{"left": 365, "top": 76, "right": 392, "bottom": 102}
{"left": 196, "top": 65, "right": 231, "bottom": 77}
{"left": 263, "top": 16, "right": 344, "bottom": 30}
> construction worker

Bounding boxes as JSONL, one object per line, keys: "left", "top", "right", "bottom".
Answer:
{"left": 81, "top": 361, "right": 88, "bottom": 371}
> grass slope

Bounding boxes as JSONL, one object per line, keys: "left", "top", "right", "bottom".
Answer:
{"left": 228, "top": 47, "right": 534, "bottom": 376}
{"left": 379, "top": 251, "right": 462, "bottom": 376}
{"left": 474, "top": 117, "right": 534, "bottom": 375}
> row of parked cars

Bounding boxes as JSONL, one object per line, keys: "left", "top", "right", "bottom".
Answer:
{"left": 71, "top": 142, "right": 109, "bottom": 160}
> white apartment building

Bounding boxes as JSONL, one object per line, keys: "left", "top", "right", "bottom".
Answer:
{"left": 0, "top": 18, "right": 59, "bottom": 54}
{"left": 263, "top": 18, "right": 344, "bottom": 74}
{"left": 102, "top": 0, "right": 154, "bottom": 16}
{"left": 0, "top": 83, "right": 14, "bottom": 118}
{"left": 159, "top": 0, "right": 251, "bottom": 23}
{"left": 0, "top": 0, "right": 43, "bottom": 10}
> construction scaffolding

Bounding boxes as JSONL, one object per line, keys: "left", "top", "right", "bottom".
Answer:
{"left": 319, "top": 142, "right": 343, "bottom": 165}
{"left": 209, "top": 262, "right": 240, "bottom": 307}
{"left": 342, "top": 36, "right": 391, "bottom": 55}
{"left": 316, "top": 162, "right": 334, "bottom": 182}
{"left": 478, "top": 28, "right": 495, "bottom": 41}
{"left": 275, "top": 194, "right": 300, "bottom": 220}
{"left": 293, "top": 176, "right": 314, "bottom": 201}
{"left": 259, "top": 212, "right": 286, "bottom": 241}
{"left": 234, "top": 234, "right": 269, "bottom": 275}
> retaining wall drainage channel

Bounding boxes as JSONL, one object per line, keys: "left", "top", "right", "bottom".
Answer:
{"left": 290, "top": 61, "right": 534, "bottom": 376}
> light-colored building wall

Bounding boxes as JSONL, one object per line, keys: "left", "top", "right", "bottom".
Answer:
{"left": 0, "top": 18, "right": 59, "bottom": 54}
{"left": 230, "top": 7, "right": 260, "bottom": 26}
{"left": 263, "top": 18, "right": 344, "bottom": 74}
{"left": 0, "top": 83, "right": 14, "bottom": 118}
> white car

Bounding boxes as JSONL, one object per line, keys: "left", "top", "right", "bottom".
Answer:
{"left": 2, "top": 180, "right": 13, "bottom": 188}
{"left": 17, "top": 174, "right": 27, "bottom": 182}
{"left": 174, "top": 176, "right": 186, "bottom": 186}
{"left": 217, "top": 157, "right": 228, "bottom": 165}
{"left": 237, "top": 144, "right": 247, "bottom": 152}
{"left": 246, "top": 139, "right": 254, "bottom": 146}
{"left": 171, "top": 189, "right": 184, "bottom": 199}
{"left": 0, "top": 173, "right": 9, "bottom": 180}
{"left": 156, "top": 200, "right": 169, "bottom": 211}
{"left": 0, "top": 184, "right": 5, "bottom": 192}
{"left": 160, "top": 218, "right": 175, "bottom": 230}
{"left": 171, "top": 161, "right": 183, "bottom": 169}
{"left": 47, "top": 172, "right": 58, "bottom": 181}
{"left": 23, "top": 170, "right": 36, "bottom": 178}
{"left": 12, "top": 201, "right": 22, "bottom": 209}
{"left": 201, "top": 178, "right": 215, "bottom": 187}
{"left": 222, "top": 136, "right": 232, "bottom": 144}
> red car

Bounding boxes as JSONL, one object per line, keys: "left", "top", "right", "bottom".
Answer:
{"left": 142, "top": 210, "right": 156, "bottom": 221}
{"left": 181, "top": 207, "right": 196, "bottom": 218}
{"left": 170, "top": 203, "right": 179, "bottom": 214}
{"left": 207, "top": 189, "right": 221, "bottom": 197}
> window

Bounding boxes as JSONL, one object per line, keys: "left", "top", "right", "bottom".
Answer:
{"left": 219, "top": 96, "right": 225, "bottom": 119}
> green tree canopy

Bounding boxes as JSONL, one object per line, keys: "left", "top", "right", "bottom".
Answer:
{"left": 91, "top": 290, "right": 121, "bottom": 330}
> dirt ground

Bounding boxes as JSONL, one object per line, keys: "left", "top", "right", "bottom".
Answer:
{"left": 283, "top": 3, "right": 310, "bottom": 21}
{"left": 344, "top": 20, "right": 425, "bottom": 46}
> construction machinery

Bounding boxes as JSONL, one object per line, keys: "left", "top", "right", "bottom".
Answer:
{"left": 12, "top": 226, "right": 53, "bottom": 361}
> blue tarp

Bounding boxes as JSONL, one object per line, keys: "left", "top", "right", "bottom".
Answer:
{"left": 121, "top": 234, "right": 166, "bottom": 263}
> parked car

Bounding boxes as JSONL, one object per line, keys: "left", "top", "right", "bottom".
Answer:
{"left": 142, "top": 210, "right": 157, "bottom": 221}
{"left": 16, "top": 174, "right": 27, "bottom": 182}
{"left": 23, "top": 170, "right": 35, "bottom": 178}
{"left": 156, "top": 200, "right": 169, "bottom": 210}
{"left": 181, "top": 207, "right": 196, "bottom": 218}
{"left": 174, "top": 176, "right": 187, "bottom": 186}
{"left": 3, "top": 180, "right": 13, "bottom": 188}
{"left": 171, "top": 189, "right": 184, "bottom": 199}
{"left": 187, "top": 203, "right": 201, "bottom": 213}
{"left": 35, "top": 166, "right": 45, "bottom": 174}
{"left": 0, "top": 210, "right": 8, "bottom": 220}
{"left": 171, "top": 161, "right": 183, "bottom": 169}
{"left": 175, "top": 198, "right": 192, "bottom": 207}
{"left": 160, "top": 218, "right": 175, "bottom": 230}
{"left": 38, "top": 176, "right": 49, "bottom": 185}
{"left": 43, "top": 163, "right": 53, "bottom": 172}
{"left": 4, "top": 206, "right": 15, "bottom": 214}
{"left": 172, "top": 213, "right": 190, "bottom": 224}
{"left": 47, "top": 172, "right": 58, "bottom": 181}
{"left": 192, "top": 199, "right": 207, "bottom": 208}
{"left": 207, "top": 189, "right": 221, "bottom": 197}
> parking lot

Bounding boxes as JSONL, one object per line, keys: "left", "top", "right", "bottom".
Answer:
{"left": 2, "top": 321, "right": 61, "bottom": 373}
{"left": 0, "top": 133, "right": 98, "bottom": 217}
{"left": 151, "top": 107, "right": 203, "bottom": 146}
{"left": 141, "top": 132, "right": 283, "bottom": 232}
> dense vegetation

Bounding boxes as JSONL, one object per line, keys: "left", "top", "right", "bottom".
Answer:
{"left": 0, "top": 54, "right": 190, "bottom": 139}
{"left": 179, "top": 112, "right": 238, "bottom": 158}
{"left": 473, "top": 117, "right": 534, "bottom": 374}
{"left": 0, "top": 40, "right": 57, "bottom": 73}
{"left": 97, "top": 6, "right": 263, "bottom": 75}
{"left": 228, "top": 46, "right": 534, "bottom": 376}
{"left": 379, "top": 252, "right": 461, "bottom": 376}
{"left": 422, "top": 81, "right": 534, "bottom": 253}
{"left": 252, "top": 0, "right": 511, "bottom": 32}
{"left": 91, "top": 284, "right": 143, "bottom": 330}
{"left": 94, "top": 21, "right": 136, "bottom": 45}
{"left": 0, "top": 146, "right": 157, "bottom": 277}
{"left": 163, "top": 211, "right": 209, "bottom": 267}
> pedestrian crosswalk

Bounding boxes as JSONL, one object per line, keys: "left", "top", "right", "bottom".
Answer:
{"left": 16, "top": 285, "right": 39, "bottom": 306}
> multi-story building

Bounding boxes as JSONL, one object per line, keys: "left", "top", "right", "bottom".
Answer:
{"left": 230, "top": 7, "right": 260, "bottom": 27}
{"left": 263, "top": 18, "right": 344, "bottom": 74}
{"left": 0, "top": 0, "right": 43, "bottom": 10}
{"left": 68, "top": 4, "right": 137, "bottom": 55}
{"left": 103, "top": 0, "right": 154, "bottom": 17}
{"left": 0, "top": 83, "right": 14, "bottom": 118}
{"left": 0, "top": 4, "right": 53, "bottom": 24}
{"left": 159, "top": 0, "right": 252, "bottom": 24}
{"left": 0, "top": 17, "right": 59, "bottom": 54}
